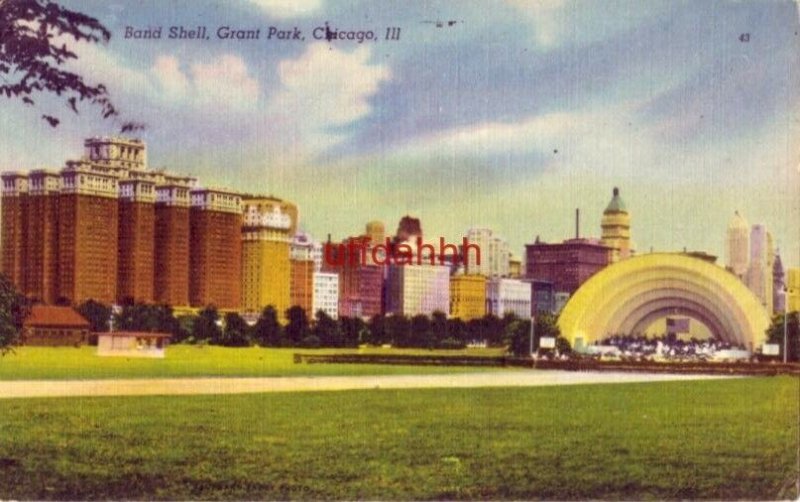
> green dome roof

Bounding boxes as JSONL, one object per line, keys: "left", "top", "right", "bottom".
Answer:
{"left": 604, "top": 187, "right": 627, "bottom": 213}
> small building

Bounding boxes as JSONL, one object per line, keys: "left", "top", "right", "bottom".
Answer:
{"left": 22, "top": 305, "right": 90, "bottom": 346}
{"left": 97, "top": 332, "right": 171, "bottom": 358}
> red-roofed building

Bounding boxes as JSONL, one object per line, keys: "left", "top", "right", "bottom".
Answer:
{"left": 22, "top": 305, "right": 90, "bottom": 346}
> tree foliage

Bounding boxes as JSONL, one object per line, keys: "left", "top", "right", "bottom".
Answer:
{"left": 75, "top": 299, "right": 110, "bottom": 333}
{"left": 191, "top": 306, "right": 221, "bottom": 343}
{"left": 0, "top": 273, "right": 28, "bottom": 354}
{"left": 252, "top": 306, "right": 282, "bottom": 347}
{"left": 0, "top": 0, "right": 141, "bottom": 130}
{"left": 285, "top": 306, "right": 309, "bottom": 345}
{"left": 766, "top": 311, "right": 799, "bottom": 362}
{"left": 219, "top": 312, "right": 250, "bottom": 347}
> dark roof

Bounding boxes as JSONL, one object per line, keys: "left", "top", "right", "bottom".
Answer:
{"left": 24, "top": 305, "right": 90, "bottom": 329}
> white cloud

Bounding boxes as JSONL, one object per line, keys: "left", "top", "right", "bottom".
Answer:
{"left": 247, "top": 0, "right": 322, "bottom": 19}
{"left": 266, "top": 43, "right": 390, "bottom": 154}
{"left": 65, "top": 36, "right": 260, "bottom": 112}
{"left": 186, "top": 55, "right": 260, "bottom": 109}
{"left": 505, "top": 0, "right": 567, "bottom": 49}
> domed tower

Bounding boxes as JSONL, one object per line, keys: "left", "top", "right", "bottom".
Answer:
{"left": 725, "top": 210, "right": 749, "bottom": 279}
{"left": 601, "top": 187, "right": 632, "bottom": 262}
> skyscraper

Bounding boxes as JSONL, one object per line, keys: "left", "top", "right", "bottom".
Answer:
{"left": 449, "top": 274, "right": 486, "bottom": 321}
{"left": 745, "top": 224, "right": 772, "bottom": 311}
{"left": 1, "top": 173, "right": 27, "bottom": 291}
{"left": 600, "top": 187, "right": 632, "bottom": 262}
{"left": 463, "top": 228, "right": 510, "bottom": 277}
{"left": 57, "top": 162, "right": 120, "bottom": 305}
{"left": 190, "top": 188, "right": 243, "bottom": 309}
{"left": 24, "top": 170, "right": 60, "bottom": 304}
{"left": 725, "top": 211, "right": 750, "bottom": 279}
{"left": 787, "top": 268, "right": 800, "bottom": 312}
{"left": 290, "top": 232, "right": 316, "bottom": 315}
{"left": 154, "top": 181, "right": 194, "bottom": 307}
{"left": 773, "top": 250, "right": 785, "bottom": 314}
{"left": 240, "top": 197, "right": 293, "bottom": 316}
{"left": 525, "top": 236, "right": 611, "bottom": 295}
{"left": 117, "top": 179, "right": 156, "bottom": 304}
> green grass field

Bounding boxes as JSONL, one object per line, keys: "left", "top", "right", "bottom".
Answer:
{"left": 0, "top": 377, "right": 797, "bottom": 500}
{"left": 0, "top": 345, "right": 507, "bottom": 380}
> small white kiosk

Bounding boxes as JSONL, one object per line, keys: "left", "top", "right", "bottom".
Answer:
{"left": 97, "top": 332, "right": 171, "bottom": 358}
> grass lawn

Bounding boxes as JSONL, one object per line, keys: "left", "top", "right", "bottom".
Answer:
{"left": 0, "top": 345, "right": 508, "bottom": 380}
{"left": 0, "top": 377, "right": 797, "bottom": 500}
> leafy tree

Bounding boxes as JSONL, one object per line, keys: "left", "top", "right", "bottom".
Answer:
{"left": 384, "top": 314, "right": 410, "bottom": 347}
{"left": 367, "top": 314, "right": 387, "bottom": 345}
{"left": 445, "top": 318, "right": 467, "bottom": 345}
{"left": 506, "top": 313, "right": 561, "bottom": 357}
{"left": 253, "top": 306, "right": 282, "bottom": 347}
{"left": 114, "top": 303, "right": 177, "bottom": 333}
{"left": 533, "top": 313, "right": 560, "bottom": 341}
{"left": 430, "top": 310, "right": 447, "bottom": 347}
{"left": 0, "top": 0, "right": 142, "bottom": 131}
{"left": 173, "top": 315, "right": 195, "bottom": 343}
{"left": 766, "top": 311, "right": 799, "bottom": 362}
{"left": 75, "top": 299, "right": 110, "bottom": 332}
{"left": 338, "top": 316, "right": 364, "bottom": 348}
{"left": 219, "top": 312, "right": 250, "bottom": 347}
{"left": 285, "top": 306, "right": 309, "bottom": 346}
{"left": 0, "top": 274, "right": 28, "bottom": 354}
{"left": 407, "top": 314, "right": 431, "bottom": 348}
{"left": 313, "top": 310, "right": 341, "bottom": 347}
{"left": 192, "top": 306, "right": 221, "bottom": 343}
{"left": 506, "top": 319, "right": 533, "bottom": 357}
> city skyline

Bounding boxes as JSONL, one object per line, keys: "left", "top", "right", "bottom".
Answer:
{"left": 0, "top": 0, "right": 798, "bottom": 266}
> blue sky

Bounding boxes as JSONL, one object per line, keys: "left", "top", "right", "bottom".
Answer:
{"left": 2, "top": 0, "right": 799, "bottom": 266}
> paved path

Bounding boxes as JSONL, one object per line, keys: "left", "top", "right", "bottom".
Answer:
{"left": 0, "top": 371, "right": 739, "bottom": 399}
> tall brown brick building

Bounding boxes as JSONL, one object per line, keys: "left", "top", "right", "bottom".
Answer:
{"left": 24, "top": 170, "right": 60, "bottom": 303}
{"left": 58, "top": 164, "right": 120, "bottom": 305}
{"left": 0, "top": 173, "right": 28, "bottom": 290}
{"left": 154, "top": 183, "right": 192, "bottom": 307}
{"left": 1, "top": 137, "right": 263, "bottom": 312}
{"left": 117, "top": 179, "right": 156, "bottom": 304}
{"left": 190, "top": 189, "right": 243, "bottom": 309}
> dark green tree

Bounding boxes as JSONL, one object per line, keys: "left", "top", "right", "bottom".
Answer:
{"left": 338, "top": 316, "right": 365, "bottom": 348}
{"left": 219, "top": 312, "right": 250, "bottom": 347}
{"left": 506, "top": 319, "right": 533, "bottom": 357}
{"left": 430, "top": 310, "right": 447, "bottom": 347}
{"left": 766, "top": 311, "right": 799, "bottom": 362}
{"left": 385, "top": 314, "right": 410, "bottom": 347}
{"left": 192, "top": 306, "right": 221, "bottom": 343}
{"left": 285, "top": 306, "right": 309, "bottom": 346}
{"left": 443, "top": 318, "right": 468, "bottom": 349}
{"left": 0, "top": 0, "right": 143, "bottom": 131}
{"left": 367, "top": 314, "right": 387, "bottom": 345}
{"left": 408, "top": 314, "right": 432, "bottom": 348}
{"left": 313, "top": 310, "right": 341, "bottom": 347}
{"left": 75, "top": 299, "right": 110, "bottom": 332}
{"left": 506, "top": 313, "right": 561, "bottom": 357}
{"left": 0, "top": 274, "right": 28, "bottom": 354}
{"left": 252, "top": 306, "right": 282, "bottom": 347}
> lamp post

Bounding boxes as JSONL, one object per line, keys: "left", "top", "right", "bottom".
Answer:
{"left": 783, "top": 287, "right": 788, "bottom": 364}
{"left": 529, "top": 315, "right": 535, "bottom": 358}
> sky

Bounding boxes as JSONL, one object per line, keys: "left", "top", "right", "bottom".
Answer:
{"left": 2, "top": 0, "right": 799, "bottom": 267}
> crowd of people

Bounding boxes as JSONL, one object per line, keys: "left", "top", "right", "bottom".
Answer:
{"left": 589, "top": 334, "right": 749, "bottom": 361}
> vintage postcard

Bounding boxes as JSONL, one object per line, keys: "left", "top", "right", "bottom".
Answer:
{"left": 0, "top": 0, "right": 798, "bottom": 500}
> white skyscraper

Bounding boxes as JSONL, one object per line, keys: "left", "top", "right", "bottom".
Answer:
{"left": 745, "top": 224, "right": 773, "bottom": 311}
{"left": 464, "top": 228, "right": 510, "bottom": 278}
{"left": 726, "top": 211, "right": 749, "bottom": 279}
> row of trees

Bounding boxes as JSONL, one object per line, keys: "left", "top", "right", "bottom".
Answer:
{"left": 73, "top": 298, "right": 564, "bottom": 353}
